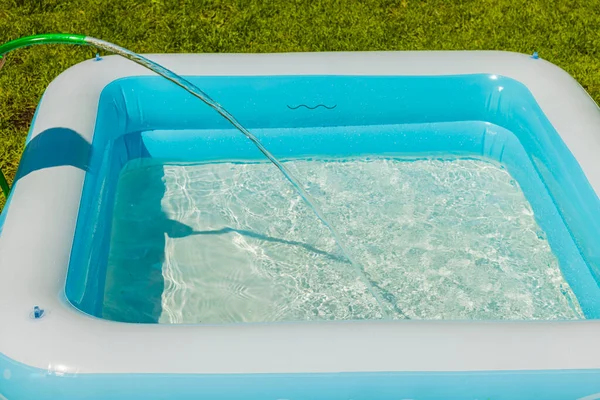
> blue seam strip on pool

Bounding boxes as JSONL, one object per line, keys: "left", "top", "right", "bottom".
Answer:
{"left": 2, "top": 350, "right": 600, "bottom": 400}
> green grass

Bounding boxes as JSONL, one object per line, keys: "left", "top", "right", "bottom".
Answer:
{"left": 1, "top": 0, "right": 600, "bottom": 209}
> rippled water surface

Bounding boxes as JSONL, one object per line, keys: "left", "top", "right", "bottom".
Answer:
{"left": 102, "top": 157, "right": 583, "bottom": 323}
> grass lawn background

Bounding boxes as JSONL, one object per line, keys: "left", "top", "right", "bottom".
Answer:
{"left": 1, "top": 0, "right": 599, "bottom": 209}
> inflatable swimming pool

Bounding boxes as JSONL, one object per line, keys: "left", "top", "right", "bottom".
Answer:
{"left": 2, "top": 50, "right": 600, "bottom": 399}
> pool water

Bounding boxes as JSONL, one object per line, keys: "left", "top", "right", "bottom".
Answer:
{"left": 102, "top": 157, "right": 583, "bottom": 323}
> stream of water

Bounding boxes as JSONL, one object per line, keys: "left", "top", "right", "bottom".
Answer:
{"left": 85, "top": 37, "right": 390, "bottom": 317}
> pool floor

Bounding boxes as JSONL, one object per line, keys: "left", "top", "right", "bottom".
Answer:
{"left": 102, "top": 157, "right": 583, "bottom": 323}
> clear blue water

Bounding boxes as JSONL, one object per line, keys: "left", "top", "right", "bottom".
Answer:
{"left": 102, "top": 157, "right": 583, "bottom": 323}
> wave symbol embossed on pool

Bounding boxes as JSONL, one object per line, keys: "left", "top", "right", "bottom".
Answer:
{"left": 102, "top": 157, "right": 583, "bottom": 324}
{"left": 286, "top": 104, "right": 337, "bottom": 110}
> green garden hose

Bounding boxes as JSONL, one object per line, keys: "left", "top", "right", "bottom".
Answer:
{"left": 0, "top": 33, "right": 87, "bottom": 59}
{"left": 0, "top": 169, "right": 10, "bottom": 198}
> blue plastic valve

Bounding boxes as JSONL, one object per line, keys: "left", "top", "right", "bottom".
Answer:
{"left": 95, "top": 53, "right": 102, "bottom": 61}
{"left": 33, "top": 306, "right": 44, "bottom": 319}
{"left": 531, "top": 51, "right": 539, "bottom": 59}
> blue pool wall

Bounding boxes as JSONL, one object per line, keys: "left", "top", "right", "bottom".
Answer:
{"left": 63, "top": 74, "right": 600, "bottom": 319}
{"left": 3, "top": 350, "right": 600, "bottom": 400}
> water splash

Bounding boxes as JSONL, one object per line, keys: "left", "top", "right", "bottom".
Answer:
{"left": 85, "top": 37, "right": 390, "bottom": 318}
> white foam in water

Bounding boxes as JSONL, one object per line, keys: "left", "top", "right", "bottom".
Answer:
{"left": 102, "top": 157, "right": 584, "bottom": 323}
